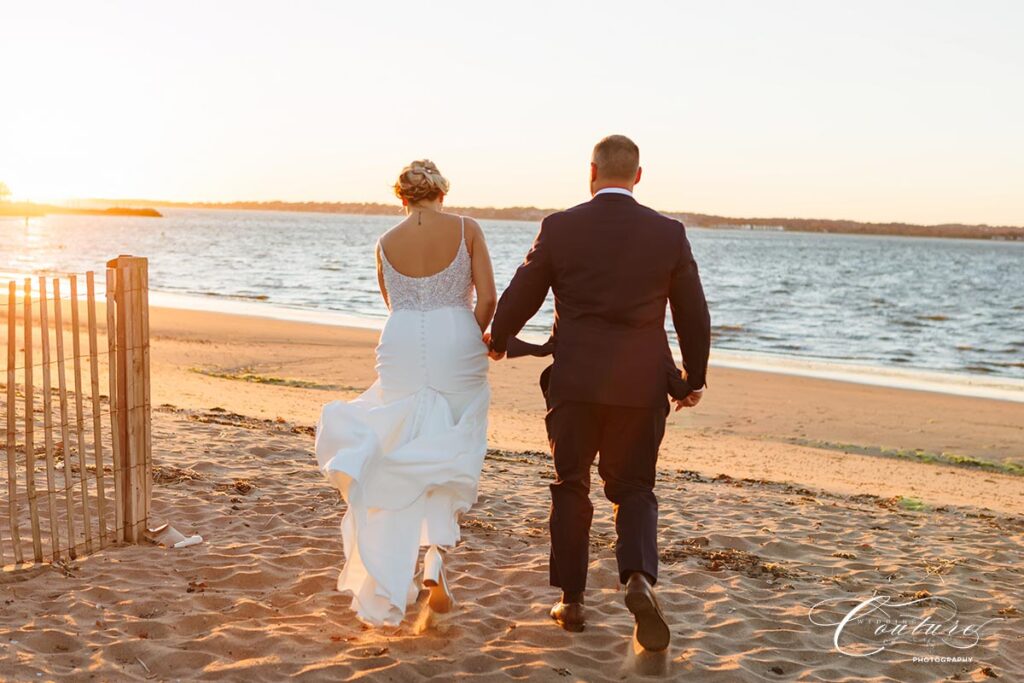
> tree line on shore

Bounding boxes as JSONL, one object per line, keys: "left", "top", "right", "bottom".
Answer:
{"left": 4, "top": 188, "right": 1021, "bottom": 241}
{"left": 94, "top": 198, "right": 1024, "bottom": 241}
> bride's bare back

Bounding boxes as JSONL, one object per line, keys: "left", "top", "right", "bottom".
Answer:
{"left": 376, "top": 209, "right": 497, "bottom": 331}
{"left": 379, "top": 211, "right": 465, "bottom": 277}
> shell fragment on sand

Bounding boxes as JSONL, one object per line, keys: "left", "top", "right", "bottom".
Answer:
{"left": 146, "top": 523, "right": 204, "bottom": 549}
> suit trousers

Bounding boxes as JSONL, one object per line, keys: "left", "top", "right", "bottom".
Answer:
{"left": 545, "top": 400, "right": 666, "bottom": 593}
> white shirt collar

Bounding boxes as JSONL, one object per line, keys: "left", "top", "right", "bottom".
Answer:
{"left": 594, "top": 187, "right": 633, "bottom": 197}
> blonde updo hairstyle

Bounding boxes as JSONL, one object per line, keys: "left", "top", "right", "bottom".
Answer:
{"left": 394, "top": 159, "right": 450, "bottom": 205}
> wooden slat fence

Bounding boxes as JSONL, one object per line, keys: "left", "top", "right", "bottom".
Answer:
{"left": 0, "top": 256, "right": 151, "bottom": 566}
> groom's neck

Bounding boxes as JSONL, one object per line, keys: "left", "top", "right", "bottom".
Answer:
{"left": 591, "top": 180, "right": 635, "bottom": 195}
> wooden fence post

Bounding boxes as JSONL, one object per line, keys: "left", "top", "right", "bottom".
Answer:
{"left": 5, "top": 282, "right": 21, "bottom": 564}
{"left": 52, "top": 279, "right": 78, "bottom": 559}
{"left": 86, "top": 272, "right": 109, "bottom": 548}
{"left": 69, "top": 276, "right": 94, "bottom": 555}
{"left": 105, "top": 269, "right": 124, "bottom": 544}
{"left": 38, "top": 277, "right": 62, "bottom": 561}
{"left": 106, "top": 256, "right": 151, "bottom": 543}
{"left": 23, "top": 279, "right": 43, "bottom": 562}
{"left": 6, "top": 282, "right": 23, "bottom": 563}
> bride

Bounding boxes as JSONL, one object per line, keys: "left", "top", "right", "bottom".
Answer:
{"left": 314, "top": 160, "right": 497, "bottom": 626}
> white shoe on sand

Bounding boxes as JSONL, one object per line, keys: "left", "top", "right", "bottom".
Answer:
{"left": 422, "top": 545, "right": 454, "bottom": 613}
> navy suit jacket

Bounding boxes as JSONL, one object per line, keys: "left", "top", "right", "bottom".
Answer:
{"left": 490, "top": 192, "right": 711, "bottom": 409}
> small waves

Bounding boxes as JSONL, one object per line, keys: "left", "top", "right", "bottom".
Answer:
{"left": 2, "top": 209, "right": 1022, "bottom": 382}
{"left": 201, "top": 291, "right": 270, "bottom": 302}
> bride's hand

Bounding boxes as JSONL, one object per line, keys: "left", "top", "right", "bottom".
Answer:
{"left": 481, "top": 332, "right": 505, "bottom": 360}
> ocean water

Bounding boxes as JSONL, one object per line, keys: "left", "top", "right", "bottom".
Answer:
{"left": 2, "top": 208, "right": 1022, "bottom": 382}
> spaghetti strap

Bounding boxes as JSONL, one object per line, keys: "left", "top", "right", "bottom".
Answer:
{"left": 460, "top": 215, "right": 465, "bottom": 242}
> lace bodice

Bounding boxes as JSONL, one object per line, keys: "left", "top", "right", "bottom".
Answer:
{"left": 380, "top": 217, "right": 474, "bottom": 312}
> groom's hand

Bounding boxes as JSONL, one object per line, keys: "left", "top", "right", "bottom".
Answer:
{"left": 672, "top": 390, "right": 703, "bottom": 411}
{"left": 482, "top": 332, "right": 505, "bottom": 361}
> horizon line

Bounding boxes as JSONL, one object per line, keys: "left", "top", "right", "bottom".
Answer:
{"left": 64, "top": 197, "right": 1024, "bottom": 231}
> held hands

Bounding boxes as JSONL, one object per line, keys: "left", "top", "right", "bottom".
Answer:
{"left": 481, "top": 332, "right": 505, "bottom": 361}
{"left": 671, "top": 389, "right": 703, "bottom": 411}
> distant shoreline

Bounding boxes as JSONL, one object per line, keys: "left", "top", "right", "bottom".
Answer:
{"left": 0, "top": 202, "right": 161, "bottom": 218}
{"left": 74, "top": 198, "right": 1024, "bottom": 241}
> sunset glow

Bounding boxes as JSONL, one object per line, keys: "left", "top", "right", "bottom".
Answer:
{"left": 1, "top": 1, "right": 1022, "bottom": 224}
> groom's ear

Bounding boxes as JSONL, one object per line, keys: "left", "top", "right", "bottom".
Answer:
{"left": 634, "top": 166, "right": 643, "bottom": 185}
{"left": 590, "top": 163, "right": 598, "bottom": 182}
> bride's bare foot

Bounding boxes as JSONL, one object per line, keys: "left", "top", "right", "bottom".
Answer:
{"left": 422, "top": 546, "right": 454, "bottom": 613}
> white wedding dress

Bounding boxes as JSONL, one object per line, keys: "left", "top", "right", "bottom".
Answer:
{"left": 314, "top": 218, "right": 490, "bottom": 626}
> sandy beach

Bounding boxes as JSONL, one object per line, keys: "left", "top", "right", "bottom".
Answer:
{"left": 5, "top": 1, "right": 1024, "bottom": 680}
{"left": 2, "top": 305, "right": 1022, "bottom": 681}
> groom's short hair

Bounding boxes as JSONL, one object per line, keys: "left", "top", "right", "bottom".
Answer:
{"left": 592, "top": 135, "right": 640, "bottom": 181}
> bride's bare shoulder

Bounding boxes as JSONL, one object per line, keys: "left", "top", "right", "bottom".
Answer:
{"left": 458, "top": 217, "right": 488, "bottom": 258}
{"left": 378, "top": 220, "right": 412, "bottom": 249}
{"left": 460, "top": 216, "right": 485, "bottom": 239}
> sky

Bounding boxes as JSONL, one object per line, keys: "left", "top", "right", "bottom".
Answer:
{"left": 1, "top": 1, "right": 1022, "bottom": 225}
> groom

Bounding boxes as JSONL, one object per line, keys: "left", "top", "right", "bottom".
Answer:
{"left": 486, "top": 135, "right": 711, "bottom": 650}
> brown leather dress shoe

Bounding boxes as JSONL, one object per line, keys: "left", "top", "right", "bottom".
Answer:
{"left": 624, "top": 573, "right": 670, "bottom": 651}
{"left": 549, "top": 601, "right": 586, "bottom": 632}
